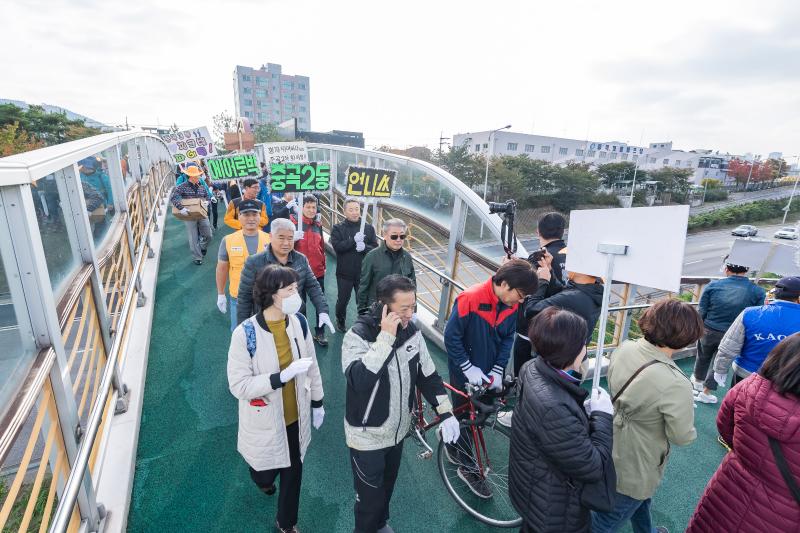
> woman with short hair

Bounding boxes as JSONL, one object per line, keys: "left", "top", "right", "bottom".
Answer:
{"left": 509, "top": 307, "right": 614, "bottom": 532}
{"left": 592, "top": 299, "right": 704, "bottom": 533}
{"left": 227, "top": 264, "right": 324, "bottom": 533}
{"left": 687, "top": 333, "right": 800, "bottom": 532}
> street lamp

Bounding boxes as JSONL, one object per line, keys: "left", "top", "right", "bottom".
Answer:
{"left": 744, "top": 154, "right": 761, "bottom": 192}
{"left": 480, "top": 124, "right": 512, "bottom": 238}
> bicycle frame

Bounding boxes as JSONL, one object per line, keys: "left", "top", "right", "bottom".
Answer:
{"left": 412, "top": 382, "right": 500, "bottom": 480}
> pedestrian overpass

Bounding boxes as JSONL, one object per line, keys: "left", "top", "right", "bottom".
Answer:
{"left": 0, "top": 131, "right": 727, "bottom": 532}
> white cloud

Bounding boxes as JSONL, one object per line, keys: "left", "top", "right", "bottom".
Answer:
{"left": 1, "top": 0, "right": 798, "bottom": 159}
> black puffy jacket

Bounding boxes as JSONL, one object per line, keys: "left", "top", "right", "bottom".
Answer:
{"left": 330, "top": 219, "right": 378, "bottom": 280}
{"left": 524, "top": 280, "right": 603, "bottom": 344}
{"left": 509, "top": 357, "right": 613, "bottom": 532}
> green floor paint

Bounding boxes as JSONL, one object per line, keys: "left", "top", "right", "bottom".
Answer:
{"left": 129, "top": 214, "right": 728, "bottom": 532}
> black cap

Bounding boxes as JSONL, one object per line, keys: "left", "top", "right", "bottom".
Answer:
{"left": 776, "top": 276, "right": 800, "bottom": 293}
{"left": 238, "top": 199, "right": 263, "bottom": 214}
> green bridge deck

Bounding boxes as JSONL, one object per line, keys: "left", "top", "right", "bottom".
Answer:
{"left": 128, "top": 214, "right": 727, "bottom": 532}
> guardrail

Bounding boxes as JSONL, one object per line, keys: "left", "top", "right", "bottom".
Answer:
{"left": 0, "top": 131, "right": 173, "bottom": 533}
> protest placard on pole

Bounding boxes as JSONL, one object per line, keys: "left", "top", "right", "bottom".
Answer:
{"left": 345, "top": 166, "right": 398, "bottom": 234}
{"left": 263, "top": 141, "right": 309, "bottom": 164}
{"left": 270, "top": 163, "right": 332, "bottom": 232}
{"left": 206, "top": 153, "right": 260, "bottom": 180}
{"left": 566, "top": 205, "right": 690, "bottom": 391}
{"left": 160, "top": 127, "right": 216, "bottom": 164}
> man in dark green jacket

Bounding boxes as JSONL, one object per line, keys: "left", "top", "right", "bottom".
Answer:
{"left": 357, "top": 218, "right": 416, "bottom": 314}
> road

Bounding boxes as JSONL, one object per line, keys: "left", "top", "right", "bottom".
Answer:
{"left": 689, "top": 185, "right": 794, "bottom": 215}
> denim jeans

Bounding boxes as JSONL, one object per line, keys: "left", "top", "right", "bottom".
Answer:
{"left": 591, "top": 491, "right": 654, "bottom": 533}
{"left": 694, "top": 327, "right": 725, "bottom": 391}
{"left": 229, "top": 297, "right": 238, "bottom": 332}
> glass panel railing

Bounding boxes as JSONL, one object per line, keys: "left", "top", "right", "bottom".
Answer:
{"left": 78, "top": 148, "right": 119, "bottom": 248}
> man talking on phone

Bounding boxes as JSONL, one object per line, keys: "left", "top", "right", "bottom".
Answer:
{"left": 342, "top": 275, "right": 459, "bottom": 533}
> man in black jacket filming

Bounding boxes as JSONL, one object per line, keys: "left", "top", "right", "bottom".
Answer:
{"left": 330, "top": 198, "right": 379, "bottom": 331}
{"left": 341, "top": 275, "right": 459, "bottom": 533}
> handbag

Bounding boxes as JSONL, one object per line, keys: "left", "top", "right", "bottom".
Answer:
{"left": 769, "top": 436, "right": 800, "bottom": 506}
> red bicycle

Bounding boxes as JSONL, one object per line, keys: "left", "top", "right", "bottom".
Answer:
{"left": 409, "top": 377, "right": 521, "bottom": 528}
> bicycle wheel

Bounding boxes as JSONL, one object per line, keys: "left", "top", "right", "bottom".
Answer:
{"left": 437, "top": 422, "right": 522, "bottom": 528}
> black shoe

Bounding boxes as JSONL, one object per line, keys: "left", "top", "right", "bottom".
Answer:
{"left": 275, "top": 520, "right": 299, "bottom": 533}
{"left": 260, "top": 484, "right": 276, "bottom": 496}
{"left": 201, "top": 248, "right": 207, "bottom": 256}
{"left": 457, "top": 466, "right": 492, "bottom": 499}
{"left": 444, "top": 444, "right": 459, "bottom": 466}
{"left": 315, "top": 330, "right": 328, "bottom": 347}
{"left": 193, "top": 259, "right": 203, "bottom": 265}
{"left": 336, "top": 317, "right": 346, "bottom": 332}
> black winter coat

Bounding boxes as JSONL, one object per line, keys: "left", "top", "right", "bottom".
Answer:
{"left": 330, "top": 219, "right": 378, "bottom": 280}
{"left": 509, "top": 357, "right": 613, "bottom": 532}
{"left": 522, "top": 281, "right": 603, "bottom": 344}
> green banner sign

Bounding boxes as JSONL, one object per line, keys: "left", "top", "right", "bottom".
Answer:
{"left": 207, "top": 153, "right": 260, "bottom": 179}
{"left": 269, "top": 163, "right": 331, "bottom": 192}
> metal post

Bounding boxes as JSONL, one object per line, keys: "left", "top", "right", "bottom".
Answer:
{"left": 437, "top": 197, "right": 467, "bottom": 330}
{"left": 591, "top": 243, "right": 629, "bottom": 392}
{"left": 744, "top": 155, "right": 758, "bottom": 191}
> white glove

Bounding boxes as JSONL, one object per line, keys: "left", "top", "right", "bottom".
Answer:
{"left": 314, "top": 213, "right": 322, "bottom": 223}
{"left": 279, "top": 358, "right": 313, "bottom": 383}
{"left": 286, "top": 199, "right": 298, "bottom": 211}
{"left": 201, "top": 200, "right": 209, "bottom": 209}
{"left": 216, "top": 294, "right": 227, "bottom": 313}
{"left": 318, "top": 313, "right": 335, "bottom": 334}
{"left": 488, "top": 370, "right": 503, "bottom": 391}
{"left": 714, "top": 372, "right": 727, "bottom": 387}
{"left": 210, "top": 196, "right": 218, "bottom": 204}
{"left": 179, "top": 207, "right": 189, "bottom": 216}
{"left": 312, "top": 406, "right": 325, "bottom": 429}
{"left": 463, "top": 365, "right": 489, "bottom": 386}
{"left": 584, "top": 388, "right": 614, "bottom": 416}
{"left": 293, "top": 230, "right": 304, "bottom": 241}
{"left": 356, "top": 241, "right": 366, "bottom": 252}
{"left": 354, "top": 232, "right": 365, "bottom": 243}
{"left": 440, "top": 415, "right": 460, "bottom": 444}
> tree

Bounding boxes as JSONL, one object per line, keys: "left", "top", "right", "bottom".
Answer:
{"left": 648, "top": 167, "right": 694, "bottom": 203}
{"left": 595, "top": 161, "right": 640, "bottom": 188}
{"left": 766, "top": 158, "right": 789, "bottom": 183}
{"left": 0, "top": 121, "right": 45, "bottom": 157}
{"left": 700, "top": 178, "right": 723, "bottom": 189}
{"left": 550, "top": 164, "right": 599, "bottom": 212}
{"left": 727, "top": 158, "right": 773, "bottom": 189}
{"left": 0, "top": 104, "right": 99, "bottom": 155}
{"left": 431, "top": 144, "right": 484, "bottom": 189}
{"left": 254, "top": 123, "right": 284, "bottom": 143}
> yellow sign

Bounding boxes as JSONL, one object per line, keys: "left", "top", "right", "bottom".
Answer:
{"left": 345, "top": 166, "right": 397, "bottom": 197}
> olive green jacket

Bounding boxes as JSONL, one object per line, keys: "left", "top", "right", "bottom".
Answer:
{"left": 607, "top": 338, "right": 697, "bottom": 500}
{"left": 357, "top": 243, "right": 416, "bottom": 313}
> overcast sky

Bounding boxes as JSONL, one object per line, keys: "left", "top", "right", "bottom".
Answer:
{"left": 2, "top": 0, "right": 798, "bottom": 159}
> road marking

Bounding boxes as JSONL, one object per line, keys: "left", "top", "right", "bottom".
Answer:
{"left": 684, "top": 260, "right": 703, "bottom": 265}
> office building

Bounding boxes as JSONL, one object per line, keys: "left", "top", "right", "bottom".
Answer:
{"left": 233, "top": 63, "right": 311, "bottom": 131}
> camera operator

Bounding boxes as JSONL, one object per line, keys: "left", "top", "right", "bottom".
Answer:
{"left": 512, "top": 213, "right": 569, "bottom": 376}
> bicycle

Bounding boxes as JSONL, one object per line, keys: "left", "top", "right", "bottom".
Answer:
{"left": 408, "top": 377, "right": 522, "bottom": 528}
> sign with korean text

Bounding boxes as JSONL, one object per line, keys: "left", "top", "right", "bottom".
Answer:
{"left": 345, "top": 166, "right": 396, "bottom": 198}
{"left": 206, "top": 153, "right": 260, "bottom": 180}
{"left": 160, "top": 127, "right": 216, "bottom": 163}
{"left": 262, "top": 141, "right": 309, "bottom": 164}
{"left": 269, "top": 163, "right": 331, "bottom": 192}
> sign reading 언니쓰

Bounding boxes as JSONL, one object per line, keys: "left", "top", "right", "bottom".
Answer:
{"left": 206, "top": 153, "right": 260, "bottom": 180}
{"left": 262, "top": 141, "right": 309, "bottom": 164}
{"left": 160, "top": 127, "right": 216, "bottom": 163}
{"left": 269, "top": 163, "right": 332, "bottom": 192}
{"left": 345, "top": 166, "right": 396, "bottom": 198}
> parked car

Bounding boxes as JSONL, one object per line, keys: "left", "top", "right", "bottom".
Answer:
{"left": 774, "top": 227, "right": 799, "bottom": 240}
{"left": 732, "top": 225, "right": 758, "bottom": 237}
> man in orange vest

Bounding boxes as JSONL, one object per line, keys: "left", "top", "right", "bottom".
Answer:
{"left": 216, "top": 199, "right": 271, "bottom": 331}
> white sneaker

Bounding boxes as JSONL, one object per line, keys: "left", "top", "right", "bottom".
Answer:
{"left": 696, "top": 391, "right": 718, "bottom": 404}
{"left": 496, "top": 411, "right": 513, "bottom": 428}
{"left": 690, "top": 376, "right": 705, "bottom": 392}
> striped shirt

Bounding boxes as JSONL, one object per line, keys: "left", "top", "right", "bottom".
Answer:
{"left": 170, "top": 180, "right": 209, "bottom": 210}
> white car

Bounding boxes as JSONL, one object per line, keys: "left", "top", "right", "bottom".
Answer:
{"left": 774, "top": 227, "right": 799, "bottom": 240}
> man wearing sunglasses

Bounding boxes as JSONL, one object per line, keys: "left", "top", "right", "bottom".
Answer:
{"left": 357, "top": 219, "right": 416, "bottom": 315}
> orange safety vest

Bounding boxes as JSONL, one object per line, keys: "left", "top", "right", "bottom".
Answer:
{"left": 225, "top": 230, "right": 270, "bottom": 298}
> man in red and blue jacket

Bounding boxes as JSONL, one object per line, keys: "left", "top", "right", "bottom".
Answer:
{"left": 444, "top": 258, "right": 538, "bottom": 496}
{"left": 445, "top": 259, "right": 539, "bottom": 389}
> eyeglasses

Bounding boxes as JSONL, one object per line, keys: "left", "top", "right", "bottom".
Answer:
{"left": 388, "top": 234, "right": 406, "bottom": 241}
{"left": 514, "top": 288, "right": 525, "bottom": 300}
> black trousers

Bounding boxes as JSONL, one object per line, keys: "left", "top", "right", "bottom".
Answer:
{"left": 207, "top": 199, "right": 218, "bottom": 228}
{"left": 349, "top": 442, "right": 404, "bottom": 533}
{"left": 249, "top": 422, "right": 303, "bottom": 529}
{"left": 513, "top": 334, "right": 533, "bottom": 377}
{"left": 693, "top": 327, "right": 726, "bottom": 391}
{"left": 336, "top": 275, "right": 360, "bottom": 324}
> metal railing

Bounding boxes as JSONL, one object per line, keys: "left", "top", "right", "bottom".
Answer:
{"left": 0, "top": 131, "right": 173, "bottom": 533}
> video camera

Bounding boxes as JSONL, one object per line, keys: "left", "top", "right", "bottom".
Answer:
{"left": 488, "top": 199, "right": 517, "bottom": 258}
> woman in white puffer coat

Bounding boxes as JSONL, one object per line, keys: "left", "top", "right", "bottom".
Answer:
{"left": 227, "top": 264, "right": 324, "bottom": 533}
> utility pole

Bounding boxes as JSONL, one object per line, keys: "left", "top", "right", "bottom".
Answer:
{"left": 781, "top": 155, "right": 800, "bottom": 224}
{"left": 744, "top": 154, "right": 760, "bottom": 191}
{"left": 439, "top": 131, "right": 450, "bottom": 153}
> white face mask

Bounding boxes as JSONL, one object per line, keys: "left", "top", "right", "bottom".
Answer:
{"left": 279, "top": 292, "right": 302, "bottom": 315}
